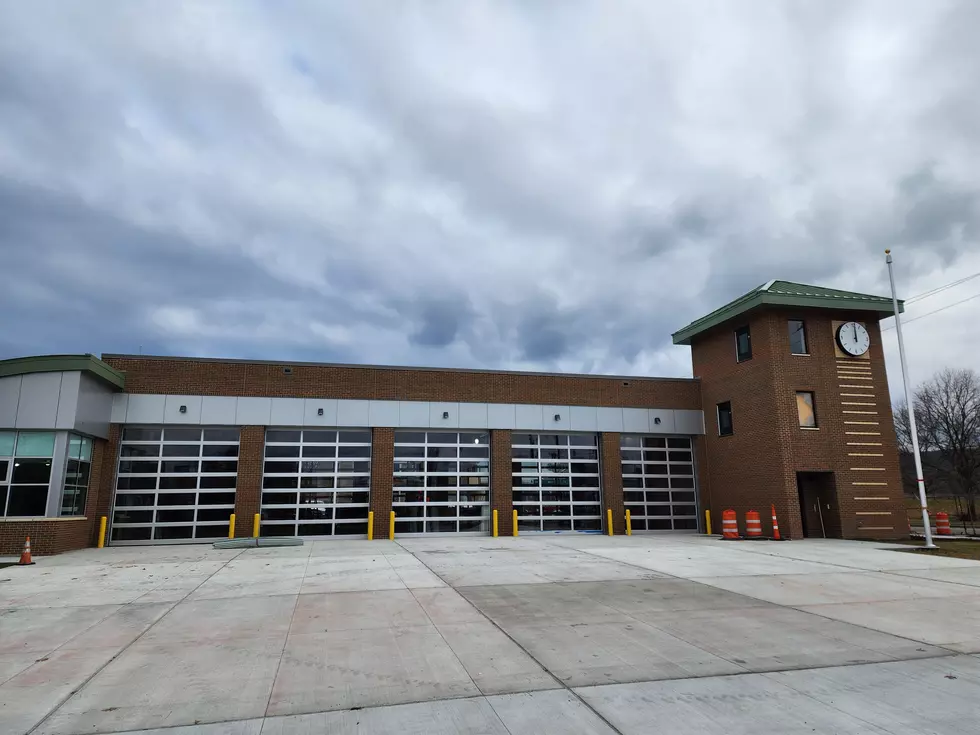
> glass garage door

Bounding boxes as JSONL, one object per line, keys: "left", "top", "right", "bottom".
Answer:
{"left": 512, "top": 433, "right": 602, "bottom": 532}
{"left": 392, "top": 431, "right": 490, "bottom": 534}
{"left": 621, "top": 435, "right": 698, "bottom": 531}
{"left": 111, "top": 427, "right": 239, "bottom": 544}
{"left": 260, "top": 429, "right": 371, "bottom": 537}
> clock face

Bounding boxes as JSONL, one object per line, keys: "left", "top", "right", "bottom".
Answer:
{"left": 836, "top": 322, "right": 870, "bottom": 356}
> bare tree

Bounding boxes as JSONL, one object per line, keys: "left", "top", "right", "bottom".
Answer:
{"left": 894, "top": 368, "right": 980, "bottom": 521}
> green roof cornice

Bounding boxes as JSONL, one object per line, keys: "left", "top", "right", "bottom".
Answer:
{"left": 671, "top": 280, "right": 903, "bottom": 345}
{"left": 0, "top": 354, "right": 125, "bottom": 390}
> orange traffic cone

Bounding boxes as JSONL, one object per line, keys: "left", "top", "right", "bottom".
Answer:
{"left": 771, "top": 504, "right": 781, "bottom": 540}
{"left": 18, "top": 536, "right": 35, "bottom": 565}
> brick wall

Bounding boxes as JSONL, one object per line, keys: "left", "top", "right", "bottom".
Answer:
{"left": 692, "top": 306, "right": 905, "bottom": 539}
{"left": 490, "top": 430, "right": 513, "bottom": 536}
{"left": 370, "top": 428, "right": 394, "bottom": 539}
{"left": 600, "top": 432, "right": 625, "bottom": 534}
{"left": 102, "top": 355, "right": 702, "bottom": 409}
{"left": 0, "top": 519, "right": 91, "bottom": 556}
{"left": 235, "top": 426, "right": 264, "bottom": 538}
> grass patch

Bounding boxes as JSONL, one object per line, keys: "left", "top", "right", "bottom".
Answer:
{"left": 890, "top": 539, "right": 980, "bottom": 561}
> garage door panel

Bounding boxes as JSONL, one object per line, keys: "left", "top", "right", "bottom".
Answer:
{"left": 111, "top": 426, "right": 239, "bottom": 544}
{"left": 621, "top": 434, "right": 698, "bottom": 532}
{"left": 393, "top": 431, "right": 491, "bottom": 534}
{"left": 260, "top": 428, "right": 371, "bottom": 538}
{"left": 511, "top": 433, "right": 602, "bottom": 533}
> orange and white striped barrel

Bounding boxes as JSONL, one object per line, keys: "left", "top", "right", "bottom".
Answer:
{"left": 722, "top": 509, "right": 739, "bottom": 539}
{"left": 745, "top": 510, "right": 763, "bottom": 538}
{"left": 936, "top": 512, "right": 952, "bottom": 536}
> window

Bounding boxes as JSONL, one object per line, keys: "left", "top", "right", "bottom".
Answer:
{"left": 393, "top": 431, "right": 490, "bottom": 534}
{"left": 62, "top": 435, "right": 93, "bottom": 516}
{"left": 0, "top": 431, "right": 55, "bottom": 517}
{"left": 788, "top": 319, "right": 808, "bottom": 355}
{"left": 735, "top": 326, "right": 752, "bottom": 362}
{"left": 621, "top": 436, "right": 698, "bottom": 531}
{"left": 796, "top": 392, "right": 817, "bottom": 428}
{"left": 717, "top": 402, "right": 733, "bottom": 436}
{"left": 260, "top": 429, "right": 371, "bottom": 537}
{"left": 512, "top": 433, "right": 602, "bottom": 532}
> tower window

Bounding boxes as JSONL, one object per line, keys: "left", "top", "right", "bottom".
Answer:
{"left": 796, "top": 391, "right": 817, "bottom": 428}
{"left": 717, "top": 402, "right": 733, "bottom": 436}
{"left": 734, "top": 326, "right": 752, "bottom": 362}
{"left": 788, "top": 320, "right": 808, "bottom": 355}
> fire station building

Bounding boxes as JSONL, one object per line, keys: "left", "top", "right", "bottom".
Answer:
{"left": 0, "top": 281, "right": 907, "bottom": 555}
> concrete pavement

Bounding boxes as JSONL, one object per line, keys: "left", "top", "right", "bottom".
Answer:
{"left": 1, "top": 534, "right": 979, "bottom": 734}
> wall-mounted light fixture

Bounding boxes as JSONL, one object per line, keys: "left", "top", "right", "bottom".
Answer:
{"left": 179, "top": 405, "right": 187, "bottom": 414}
{"left": 442, "top": 411, "right": 450, "bottom": 419}
{"left": 317, "top": 408, "right": 324, "bottom": 416}
{"left": 654, "top": 417, "right": 661, "bottom": 425}
{"left": 554, "top": 413, "right": 561, "bottom": 422}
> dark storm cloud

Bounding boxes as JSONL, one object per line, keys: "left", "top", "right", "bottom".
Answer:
{"left": 1, "top": 1, "right": 978, "bottom": 381}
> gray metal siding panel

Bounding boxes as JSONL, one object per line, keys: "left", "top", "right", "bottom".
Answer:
{"left": 458, "top": 403, "right": 489, "bottom": 429}
{"left": 74, "top": 374, "right": 113, "bottom": 439}
{"left": 0, "top": 375, "right": 22, "bottom": 428}
{"left": 16, "top": 372, "right": 63, "bottom": 429}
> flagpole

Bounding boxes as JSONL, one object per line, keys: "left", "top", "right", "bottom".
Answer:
{"left": 885, "top": 249, "right": 936, "bottom": 548}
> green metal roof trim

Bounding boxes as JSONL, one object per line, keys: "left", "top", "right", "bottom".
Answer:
{"left": 0, "top": 354, "right": 126, "bottom": 390}
{"left": 671, "top": 280, "right": 903, "bottom": 345}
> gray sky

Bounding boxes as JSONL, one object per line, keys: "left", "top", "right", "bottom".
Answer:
{"left": 1, "top": 1, "right": 978, "bottom": 395}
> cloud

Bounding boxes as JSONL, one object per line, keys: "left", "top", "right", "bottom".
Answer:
{"left": 1, "top": 0, "right": 978, "bottom": 395}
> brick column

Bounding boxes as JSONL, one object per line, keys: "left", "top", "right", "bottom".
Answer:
{"left": 369, "top": 427, "right": 394, "bottom": 539}
{"left": 490, "top": 430, "right": 513, "bottom": 536}
{"left": 600, "top": 432, "right": 625, "bottom": 534}
{"left": 693, "top": 435, "right": 711, "bottom": 534}
{"left": 84, "top": 436, "right": 109, "bottom": 545}
{"left": 93, "top": 425, "right": 121, "bottom": 544}
{"left": 234, "top": 426, "right": 264, "bottom": 537}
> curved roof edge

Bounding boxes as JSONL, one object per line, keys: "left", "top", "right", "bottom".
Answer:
{"left": 0, "top": 354, "right": 126, "bottom": 390}
{"left": 671, "top": 280, "right": 903, "bottom": 346}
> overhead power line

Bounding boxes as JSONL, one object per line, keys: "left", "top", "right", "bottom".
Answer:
{"left": 882, "top": 291, "right": 980, "bottom": 331}
{"left": 905, "top": 271, "right": 980, "bottom": 304}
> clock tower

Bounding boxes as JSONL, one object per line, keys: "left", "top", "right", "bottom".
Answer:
{"left": 673, "top": 280, "right": 907, "bottom": 540}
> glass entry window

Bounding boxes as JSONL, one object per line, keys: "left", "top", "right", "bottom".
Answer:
{"left": 512, "top": 433, "right": 602, "bottom": 532}
{"left": 392, "top": 431, "right": 490, "bottom": 534}
{"left": 261, "top": 429, "right": 371, "bottom": 537}
{"left": 62, "top": 434, "right": 93, "bottom": 516}
{"left": 112, "top": 427, "right": 240, "bottom": 543}
{"left": 621, "top": 435, "right": 698, "bottom": 531}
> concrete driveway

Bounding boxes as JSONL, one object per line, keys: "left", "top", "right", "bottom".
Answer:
{"left": 2, "top": 535, "right": 980, "bottom": 735}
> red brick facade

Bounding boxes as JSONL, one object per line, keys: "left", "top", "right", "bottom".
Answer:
{"left": 490, "top": 430, "right": 514, "bottom": 536}
{"left": 692, "top": 307, "right": 905, "bottom": 539}
{"left": 369, "top": 428, "right": 395, "bottom": 539}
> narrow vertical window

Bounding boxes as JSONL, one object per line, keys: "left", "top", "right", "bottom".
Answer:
{"left": 734, "top": 326, "right": 752, "bottom": 362}
{"left": 796, "top": 392, "right": 817, "bottom": 428}
{"left": 788, "top": 320, "right": 808, "bottom": 355}
{"left": 717, "top": 402, "right": 733, "bottom": 436}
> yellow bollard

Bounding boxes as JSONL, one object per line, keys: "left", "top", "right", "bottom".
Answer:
{"left": 97, "top": 516, "right": 107, "bottom": 548}
{"left": 228, "top": 513, "right": 236, "bottom": 539}
{"left": 606, "top": 508, "right": 614, "bottom": 536}
{"left": 389, "top": 511, "right": 396, "bottom": 540}
{"left": 705, "top": 509, "right": 712, "bottom": 536}
{"left": 626, "top": 510, "right": 632, "bottom": 536}
{"left": 492, "top": 509, "right": 498, "bottom": 538}
{"left": 512, "top": 509, "right": 518, "bottom": 537}
{"left": 367, "top": 511, "right": 374, "bottom": 540}
{"left": 252, "top": 513, "right": 260, "bottom": 538}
